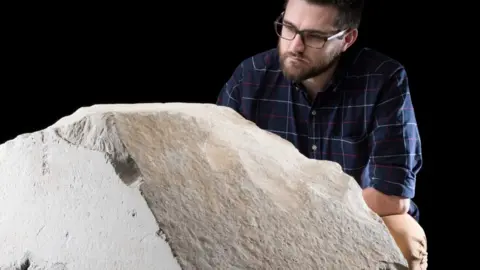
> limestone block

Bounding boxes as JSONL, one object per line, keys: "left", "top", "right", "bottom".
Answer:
{"left": 0, "top": 103, "right": 408, "bottom": 269}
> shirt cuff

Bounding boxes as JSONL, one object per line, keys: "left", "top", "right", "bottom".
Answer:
{"left": 371, "top": 178, "right": 415, "bottom": 198}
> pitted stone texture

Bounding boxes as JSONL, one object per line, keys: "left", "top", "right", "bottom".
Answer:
{"left": 0, "top": 103, "right": 408, "bottom": 270}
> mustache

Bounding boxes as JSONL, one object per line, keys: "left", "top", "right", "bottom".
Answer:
{"left": 283, "top": 53, "right": 308, "bottom": 62}
{"left": 284, "top": 52, "right": 302, "bottom": 58}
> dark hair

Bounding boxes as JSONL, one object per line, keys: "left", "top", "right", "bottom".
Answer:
{"left": 284, "top": 0, "right": 364, "bottom": 29}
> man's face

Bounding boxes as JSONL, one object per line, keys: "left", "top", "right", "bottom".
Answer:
{"left": 278, "top": 0, "right": 347, "bottom": 82}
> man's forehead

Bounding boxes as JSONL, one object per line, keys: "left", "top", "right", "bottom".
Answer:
{"left": 283, "top": 0, "right": 339, "bottom": 32}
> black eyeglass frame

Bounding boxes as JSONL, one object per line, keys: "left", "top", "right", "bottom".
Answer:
{"left": 274, "top": 12, "right": 348, "bottom": 49}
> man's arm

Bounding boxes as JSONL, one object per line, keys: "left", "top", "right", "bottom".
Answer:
{"left": 216, "top": 62, "right": 244, "bottom": 113}
{"left": 363, "top": 68, "right": 422, "bottom": 217}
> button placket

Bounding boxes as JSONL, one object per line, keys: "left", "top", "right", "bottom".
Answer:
{"left": 310, "top": 110, "right": 318, "bottom": 159}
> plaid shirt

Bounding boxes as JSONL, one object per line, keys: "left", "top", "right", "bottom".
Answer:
{"left": 216, "top": 47, "right": 423, "bottom": 220}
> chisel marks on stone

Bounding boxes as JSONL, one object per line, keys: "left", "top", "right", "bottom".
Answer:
{"left": 40, "top": 131, "right": 50, "bottom": 176}
{"left": 376, "top": 261, "right": 409, "bottom": 270}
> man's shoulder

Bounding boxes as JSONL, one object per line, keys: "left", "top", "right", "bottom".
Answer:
{"left": 347, "top": 47, "right": 407, "bottom": 78}
{"left": 236, "top": 48, "right": 281, "bottom": 73}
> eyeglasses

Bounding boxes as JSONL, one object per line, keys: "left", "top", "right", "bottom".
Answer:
{"left": 274, "top": 12, "right": 348, "bottom": 49}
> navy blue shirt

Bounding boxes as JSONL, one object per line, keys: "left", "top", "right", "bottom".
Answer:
{"left": 216, "top": 47, "right": 423, "bottom": 220}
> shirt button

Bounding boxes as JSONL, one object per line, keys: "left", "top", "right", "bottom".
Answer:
{"left": 311, "top": 110, "right": 316, "bottom": 115}
{"left": 312, "top": 145, "right": 317, "bottom": 150}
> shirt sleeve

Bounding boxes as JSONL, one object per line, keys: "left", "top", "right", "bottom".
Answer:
{"left": 366, "top": 68, "right": 423, "bottom": 199}
{"left": 216, "top": 62, "right": 244, "bottom": 113}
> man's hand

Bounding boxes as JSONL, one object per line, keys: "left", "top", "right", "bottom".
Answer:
{"left": 362, "top": 187, "right": 410, "bottom": 217}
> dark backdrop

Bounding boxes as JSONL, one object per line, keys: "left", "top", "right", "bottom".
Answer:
{"left": 4, "top": 1, "right": 439, "bottom": 268}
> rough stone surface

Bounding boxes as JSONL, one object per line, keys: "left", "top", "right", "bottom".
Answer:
{"left": 0, "top": 103, "right": 408, "bottom": 270}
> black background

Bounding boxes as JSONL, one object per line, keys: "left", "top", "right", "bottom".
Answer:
{"left": 3, "top": 1, "right": 444, "bottom": 268}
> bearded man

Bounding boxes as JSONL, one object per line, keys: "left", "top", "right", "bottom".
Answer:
{"left": 216, "top": 0, "right": 428, "bottom": 268}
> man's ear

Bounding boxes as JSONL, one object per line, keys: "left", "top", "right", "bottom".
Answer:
{"left": 341, "top": 28, "right": 358, "bottom": 52}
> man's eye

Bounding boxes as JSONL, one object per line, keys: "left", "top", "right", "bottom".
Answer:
{"left": 306, "top": 34, "right": 325, "bottom": 40}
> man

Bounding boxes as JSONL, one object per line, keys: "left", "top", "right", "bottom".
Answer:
{"left": 216, "top": 0, "right": 428, "bottom": 268}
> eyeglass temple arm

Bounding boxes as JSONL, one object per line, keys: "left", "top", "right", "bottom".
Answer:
{"left": 327, "top": 29, "right": 348, "bottom": 40}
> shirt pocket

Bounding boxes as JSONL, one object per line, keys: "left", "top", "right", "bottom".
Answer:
{"left": 317, "top": 106, "right": 369, "bottom": 141}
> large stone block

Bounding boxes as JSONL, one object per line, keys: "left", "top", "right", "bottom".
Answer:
{"left": 0, "top": 103, "right": 408, "bottom": 269}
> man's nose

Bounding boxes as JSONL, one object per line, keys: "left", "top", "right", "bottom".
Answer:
{"left": 289, "top": 34, "right": 305, "bottom": 52}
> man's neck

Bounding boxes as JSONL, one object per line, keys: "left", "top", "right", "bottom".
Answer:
{"left": 302, "top": 60, "right": 340, "bottom": 100}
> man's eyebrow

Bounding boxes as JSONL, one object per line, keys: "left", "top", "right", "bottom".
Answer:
{"left": 282, "top": 19, "right": 332, "bottom": 35}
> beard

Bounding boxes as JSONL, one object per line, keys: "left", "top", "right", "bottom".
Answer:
{"left": 278, "top": 44, "right": 341, "bottom": 82}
